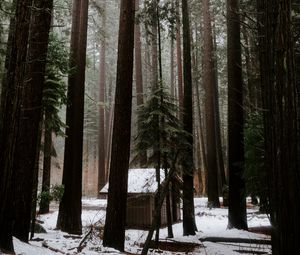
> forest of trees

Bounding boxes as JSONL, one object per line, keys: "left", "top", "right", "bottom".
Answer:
{"left": 0, "top": 0, "right": 299, "bottom": 254}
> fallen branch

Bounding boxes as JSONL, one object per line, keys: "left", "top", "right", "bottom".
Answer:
{"left": 42, "top": 241, "right": 66, "bottom": 254}
{"left": 63, "top": 234, "right": 82, "bottom": 239}
{"left": 200, "top": 236, "right": 271, "bottom": 245}
{"left": 141, "top": 152, "right": 179, "bottom": 255}
{"left": 77, "top": 226, "right": 94, "bottom": 252}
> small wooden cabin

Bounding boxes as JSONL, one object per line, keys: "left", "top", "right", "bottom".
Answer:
{"left": 100, "top": 168, "right": 181, "bottom": 229}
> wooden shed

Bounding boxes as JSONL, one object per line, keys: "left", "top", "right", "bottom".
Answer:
{"left": 100, "top": 168, "right": 181, "bottom": 229}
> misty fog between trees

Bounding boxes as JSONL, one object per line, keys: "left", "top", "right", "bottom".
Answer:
{"left": 0, "top": 0, "right": 299, "bottom": 254}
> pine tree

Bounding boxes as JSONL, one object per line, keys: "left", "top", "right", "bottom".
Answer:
{"left": 138, "top": 86, "right": 186, "bottom": 255}
{"left": 135, "top": 86, "right": 185, "bottom": 171}
{"left": 39, "top": 33, "right": 69, "bottom": 214}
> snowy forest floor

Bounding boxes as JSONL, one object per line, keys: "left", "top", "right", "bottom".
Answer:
{"left": 11, "top": 198, "right": 271, "bottom": 255}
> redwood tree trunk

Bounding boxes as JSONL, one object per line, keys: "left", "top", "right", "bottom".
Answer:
{"left": 203, "top": 0, "right": 220, "bottom": 208}
{"left": 258, "top": 0, "right": 300, "bottom": 253}
{"left": 98, "top": 0, "right": 106, "bottom": 192}
{"left": 151, "top": 24, "right": 158, "bottom": 91}
{"left": 57, "top": 0, "right": 89, "bottom": 234}
{"left": 212, "top": 22, "right": 227, "bottom": 197}
{"left": 170, "top": 29, "right": 175, "bottom": 97}
{"left": 3, "top": 0, "right": 53, "bottom": 244}
{"left": 103, "top": 0, "right": 135, "bottom": 251}
{"left": 176, "top": 0, "right": 183, "bottom": 114}
{"left": 0, "top": 8, "right": 16, "bottom": 121}
{"left": 227, "top": 0, "right": 247, "bottom": 230}
{"left": 134, "top": 0, "right": 147, "bottom": 167}
{"left": 0, "top": 0, "right": 33, "bottom": 250}
{"left": 181, "top": 0, "right": 197, "bottom": 236}
{"left": 39, "top": 112, "right": 52, "bottom": 214}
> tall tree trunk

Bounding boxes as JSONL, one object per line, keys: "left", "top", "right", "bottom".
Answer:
{"left": 30, "top": 126, "right": 42, "bottom": 240}
{"left": 203, "top": 0, "right": 220, "bottom": 208}
{"left": 83, "top": 137, "right": 89, "bottom": 195}
{"left": 195, "top": 66, "right": 208, "bottom": 195}
{"left": 181, "top": 0, "right": 197, "bottom": 236}
{"left": 150, "top": 24, "right": 161, "bottom": 241}
{"left": 227, "top": 0, "right": 247, "bottom": 230}
{"left": 170, "top": 34, "right": 175, "bottom": 98}
{"left": 39, "top": 112, "right": 52, "bottom": 214}
{"left": 103, "top": 0, "right": 135, "bottom": 251}
{"left": 98, "top": 0, "right": 106, "bottom": 192}
{"left": 176, "top": 0, "right": 183, "bottom": 114}
{"left": 171, "top": 18, "right": 181, "bottom": 218}
{"left": 241, "top": 23, "right": 255, "bottom": 111}
{"left": 292, "top": 1, "right": 300, "bottom": 164}
{"left": 165, "top": 173, "right": 174, "bottom": 238}
{"left": 0, "top": 0, "right": 33, "bottom": 250}
{"left": 0, "top": 4, "right": 16, "bottom": 120}
{"left": 152, "top": 1, "right": 162, "bottom": 244}
{"left": 144, "top": 39, "right": 151, "bottom": 99}
{"left": 135, "top": 0, "right": 147, "bottom": 167}
{"left": 10, "top": 0, "right": 53, "bottom": 243}
{"left": 93, "top": 143, "right": 98, "bottom": 192}
{"left": 171, "top": 23, "right": 179, "bottom": 215}
{"left": 151, "top": 25, "right": 158, "bottom": 91}
{"left": 105, "top": 75, "right": 113, "bottom": 177}
{"left": 258, "top": 0, "right": 300, "bottom": 253}
{"left": 193, "top": 27, "right": 206, "bottom": 195}
{"left": 212, "top": 20, "right": 227, "bottom": 201}
{"left": 57, "top": 0, "right": 89, "bottom": 234}
{"left": 105, "top": 102, "right": 114, "bottom": 177}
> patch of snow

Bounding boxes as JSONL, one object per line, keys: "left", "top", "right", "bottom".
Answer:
{"left": 100, "top": 168, "right": 165, "bottom": 194}
{"left": 11, "top": 197, "right": 271, "bottom": 255}
{"left": 203, "top": 241, "right": 241, "bottom": 255}
{"left": 14, "top": 238, "right": 55, "bottom": 255}
{"left": 82, "top": 198, "right": 107, "bottom": 207}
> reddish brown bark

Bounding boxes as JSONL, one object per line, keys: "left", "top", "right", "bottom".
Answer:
{"left": 227, "top": 0, "right": 247, "bottom": 230}
{"left": 39, "top": 113, "right": 52, "bottom": 214}
{"left": 98, "top": 0, "right": 106, "bottom": 192}
{"left": 182, "top": 0, "right": 197, "bottom": 236}
{"left": 258, "top": 0, "right": 300, "bottom": 253}
{"left": 57, "top": 0, "right": 89, "bottom": 234}
{"left": 0, "top": 0, "right": 33, "bottom": 251}
{"left": 176, "top": 0, "right": 183, "bottom": 114}
{"left": 134, "top": 0, "right": 147, "bottom": 166}
{"left": 12, "top": 0, "right": 53, "bottom": 242}
{"left": 103, "top": 0, "right": 135, "bottom": 251}
{"left": 203, "top": 0, "right": 220, "bottom": 208}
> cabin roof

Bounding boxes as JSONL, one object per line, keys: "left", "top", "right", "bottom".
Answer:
{"left": 100, "top": 168, "right": 165, "bottom": 194}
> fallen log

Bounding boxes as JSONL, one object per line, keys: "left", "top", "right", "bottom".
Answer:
{"left": 249, "top": 226, "right": 272, "bottom": 236}
{"left": 200, "top": 236, "right": 271, "bottom": 245}
{"left": 233, "top": 250, "right": 269, "bottom": 254}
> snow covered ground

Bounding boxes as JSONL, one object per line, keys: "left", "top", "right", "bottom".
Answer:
{"left": 10, "top": 197, "right": 271, "bottom": 255}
